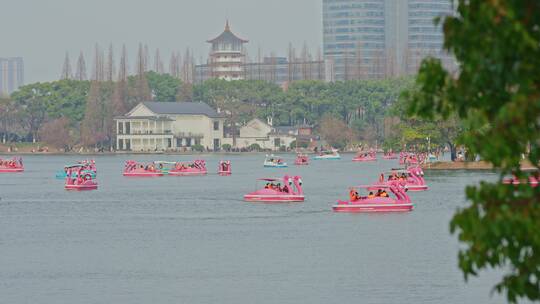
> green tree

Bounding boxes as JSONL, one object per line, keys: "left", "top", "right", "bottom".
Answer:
{"left": 406, "top": 1, "right": 540, "bottom": 302}
{"left": 145, "top": 71, "right": 181, "bottom": 102}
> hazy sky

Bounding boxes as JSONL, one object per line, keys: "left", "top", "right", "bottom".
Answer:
{"left": 1, "top": 0, "right": 322, "bottom": 83}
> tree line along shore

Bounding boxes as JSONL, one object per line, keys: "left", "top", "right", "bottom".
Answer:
{"left": 0, "top": 75, "right": 462, "bottom": 156}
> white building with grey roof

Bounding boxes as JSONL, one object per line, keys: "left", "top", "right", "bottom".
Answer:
{"left": 114, "top": 101, "right": 225, "bottom": 152}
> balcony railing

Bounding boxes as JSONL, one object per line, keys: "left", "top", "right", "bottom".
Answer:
{"left": 175, "top": 132, "right": 204, "bottom": 139}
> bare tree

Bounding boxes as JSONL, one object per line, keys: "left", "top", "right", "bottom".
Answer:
{"left": 39, "top": 117, "right": 75, "bottom": 150}
{"left": 75, "top": 51, "right": 87, "bottom": 81}
{"left": 81, "top": 81, "right": 106, "bottom": 147}
{"left": 118, "top": 44, "right": 128, "bottom": 82}
{"left": 301, "top": 42, "right": 309, "bottom": 80}
{"left": 154, "top": 48, "right": 164, "bottom": 74}
{"left": 143, "top": 44, "right": 150, "bottom": 72}
{"left": 134, "top": 43, "right": 151, "bottom": 101}
{"left": 60, "top": 52, "right": 72, "bottom": 80}
{"left": 257, "top": 46, "right": 262, "bottom": 81}
{"left": 287, "top": 43, "right": 294, "bottom": 82}
{"left": 91, "top": 43, "right": 105, "bottom": 81}
{"left": 354, "top": 42, "right": 363, "bottom": 80}
{"left": 316, "top": 47, "right": 323, "bottom": 81}
{"left": 343, "top": 51, "right": 351, "bottom": 81}
{"left": 169, "top": 52, "right": 178, "bottom": 77}
{"left": 106, "top": 44, "right": 115, "bottom": 82}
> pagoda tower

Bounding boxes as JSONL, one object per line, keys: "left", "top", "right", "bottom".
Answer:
{"left": 207, "top": 21, "right": 248, "bottom": 81}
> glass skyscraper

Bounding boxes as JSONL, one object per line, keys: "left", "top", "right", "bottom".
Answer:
{"left": 0, "top": 57, "right": 24, "bottom": 96}
{"left": 323, "top": 0, "right": 455, "bottom": 80}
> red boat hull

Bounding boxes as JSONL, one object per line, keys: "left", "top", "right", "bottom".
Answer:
{"left": 168, "top": 170, "right": 207, "bottom": 176}
{"left": 352, "top": 158, "right": 377, "bottom": 162}
{"left": 332, "top": 202, "right": 414, "bottom": 213}
{"left": 244, "top": 194, "right": 305, "bottom": 203}
{"left": 407, "top": 185, "right": 429, "bottom": 191}
{"left": 0, "top": 167, "right": 24, "bottom": 173}
{"left": 218, "top": 171, "right": 231, "bottom": 176}
{"left": 65, "top": 184, "right": 98, "bottom": 191}
{"left": 123, "top": 172, "right": 163, "bottom": 177}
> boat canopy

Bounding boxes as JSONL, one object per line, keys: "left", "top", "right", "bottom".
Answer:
{"left": 153, "top": 161, "right": 177, "bottom": 165}
{"left": 64, "top": 164, "right": 86, "bottom": 169}
{"left": 354, "top": 184, "right": 390, "bottom": 189}
{"left": 257, "top": 178, "right": 281, "bottom": 181}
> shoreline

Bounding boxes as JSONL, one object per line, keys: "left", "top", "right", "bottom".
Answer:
{"left": 422, "top": 161, "right": 537, "bottom": 171}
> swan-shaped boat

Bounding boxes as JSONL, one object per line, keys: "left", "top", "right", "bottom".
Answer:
{"left": 352, "top": 151, "right": 377, "bottom": 162}
{"left": 294, "top": 154, "right": 309, "bottom": 165}
{"left": 218, "top": 161, "right": 232, "bottom": 176}
{"left": 168, "top": 160, "right": 207, "bottom": 176}
{"left": 65, "top": 165, "right": 98, "bottom": 191}
{"left": 313, "top": 149, "right": 341, "bottom": 160}
{"left": 374, "top": 167, "right": 429, "bottom": 192}
{"left": 264, "top": 155, "right": 288, "bottom": 168}
{"left": 123, "top": 160, "right": 164, "bottom": 177}
{"left": 244, "top": 175, "right": 304, "bottom": 202}
{"left": 0, "top": 157, "right": 24, "bottom": 173}
{"left": 333, "top": 182, "right": 413, "bottom": 213}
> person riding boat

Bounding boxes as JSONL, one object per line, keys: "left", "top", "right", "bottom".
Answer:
{"left": 367, "top": 192, "right": 375, "bottom": 198}
{"left": 349, "top": 189, "right": 360, "bottom": 201}
{"left": 381, "top": 190, "right": 389, "bottom": 198}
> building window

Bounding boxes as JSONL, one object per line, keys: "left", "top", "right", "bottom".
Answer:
{"left": 195, "top": 138, "right": 201, "bottom": 146}
{"left": 213, "top": 121, "right": 219, "bottom": 131}
{"left": 167, "top": 138, "right": 172, "bottom": 148}
{"left": 118, "top": 123, "right": 124, "bottom": 134}
{"left": 186, "top": 138, "right": 192, "bottom": 147}
{"left": 274, "top": 138, "right": 281, "bottom": 147}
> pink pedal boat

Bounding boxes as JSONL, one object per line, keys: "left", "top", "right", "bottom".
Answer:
{"left": 218, "top": 161, "right": 232, "bottom": 176}
{"left": 333, "top": 182, "right": 414, "bottom": 213}
{"left": 376, "top": 167, "right": 429, "bottom": 192}
{"left": 168, "top": 160, "right": 207, "bottom": 176}
{"left": 352, "top": 151, "right": 377, "bottom": 162}
{"left": 399, "top": 152, "right": 424, "bottom": 165}
{"left": 382, "top": 152, "right": 398, "bottom": 160}
{"left": 244, "top": 175, "right": 304, "bottom": 203}
{"left": 503, "top": 173, "right": 539, "bottom": 187}
{"left": 123, "top": 160, "right": 163, "bottom": 177}
{"left": 65, "top": 165, "right": 98, "bottom": 191}
{"left": 0, "top": 157, "right": 24, "bottom": 173}
{"left": 294, "top": 154, "right": 309, "bottom": 165}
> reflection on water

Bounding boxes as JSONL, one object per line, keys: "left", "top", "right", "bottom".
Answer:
{"left": 0, "top": 154, "right": 505, "bottom": 303}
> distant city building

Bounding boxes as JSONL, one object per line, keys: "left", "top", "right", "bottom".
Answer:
{"left": 323, "top": 0, "right": 456, "bottom": 80}
{"left": 0, "top": 57, "right": 24, "bottom": 96}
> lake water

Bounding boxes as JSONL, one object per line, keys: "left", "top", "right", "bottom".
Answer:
{"left": 0, "top": 154, "right": 509, "bottom": 303}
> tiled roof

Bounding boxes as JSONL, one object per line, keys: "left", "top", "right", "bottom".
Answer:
{"left": 142, "top": 102, "right": 224, "bottom": 118}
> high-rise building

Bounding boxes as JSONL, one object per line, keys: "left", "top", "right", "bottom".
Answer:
{"left": 0, "top": 57, "right": 24, "bottom": 96}
{"left": 323, "top": 0, "right": 455, "bottom": 80}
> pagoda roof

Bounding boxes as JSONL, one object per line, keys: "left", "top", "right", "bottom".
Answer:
{"left": 207, "top": 21, "right": 248, "bottom": 44}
